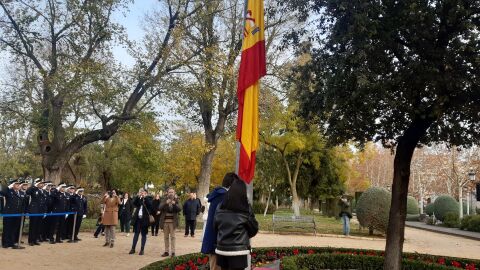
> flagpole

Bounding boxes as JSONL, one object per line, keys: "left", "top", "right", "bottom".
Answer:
{"left": 236, "top": 0, "right": 254, "bottom": 206}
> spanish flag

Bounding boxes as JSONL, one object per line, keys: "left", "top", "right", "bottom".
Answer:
{"left": 236, "top": 0, "right": 266, "bottom": 184}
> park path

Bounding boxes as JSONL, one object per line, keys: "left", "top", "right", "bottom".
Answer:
{"left": 0, "top": 227, "right": 479, "bottom": 270}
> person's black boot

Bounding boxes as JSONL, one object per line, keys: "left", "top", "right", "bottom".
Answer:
{"left": 129, "top": 249, "right": 135, "bottom": 254}
{"left": 139, "top": 250, "right": 144, "bottom": 255}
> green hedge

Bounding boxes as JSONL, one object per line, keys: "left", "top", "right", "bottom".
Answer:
{"left": 407, "top": 196, "right": 420, "bottom": 215}
{"left": 282, "top": 254, "right": 461, "bottom": 270}
{"left": 443, "top": 212, "right": 460, "bottom": 228}
{"left": 434, "top": 195, "right": 459, "bottom": 222}
{"left": 461, "top": 215, "right": 480, "bottom": 232}
{"left": 426, "top": 203, "right": 435, "bottom": 216}
{"left": 141, "top": 246, "right": 480, "bottom": 270}
{"left": 356, "top": 187, "right": 391, "bottom": 233}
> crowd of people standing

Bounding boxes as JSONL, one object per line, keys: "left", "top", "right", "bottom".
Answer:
{"left": 1, "top": 172, "right": 259, "bottom": 270}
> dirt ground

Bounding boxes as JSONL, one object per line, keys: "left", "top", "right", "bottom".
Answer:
{"left": 0, "top": 227, "right": 479, "bottom": 270}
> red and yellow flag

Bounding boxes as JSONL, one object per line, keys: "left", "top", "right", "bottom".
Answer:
{"left": 236, "top": 0, "right": 266, "bottom": 184}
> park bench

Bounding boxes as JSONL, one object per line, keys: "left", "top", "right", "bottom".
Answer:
{"left": 272, "top": 214, "right": 316, "bottom": 235}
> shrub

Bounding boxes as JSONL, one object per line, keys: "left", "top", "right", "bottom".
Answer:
{"left": 461, "top": 215, "right": 480, "bottom": 232}
{"left": 141, "top": 246, "right": 480, "bottom": 270}
{"left": 443, "top": 212, "right": 460, "bottom": 228}
{"left": 433, "top": 195, "right": 459, "bottom": 222}
{"left": 425, "top": 216, "right": 436, "bottom": 225}
{"left": 406, "top": 214, "right": 420, "bottom": 221}
{"left": 355, "top": 187, "right": 391, "bottom": 233}
{"left": 252, "top": 201, "right": 275, "bottom": 214}
{"left": 86, "top": 194, "right": 103, "bottom": 219}
{"left": 281, "top": 254, "right": 457, "bottom": 270}
{"left": 460, "top": 215, "right": 474, "bottom": 230}
{"left": 407, "top": 196, "right": 420, "bottom": 215}
{"left": 425, "top": 203, "right": 435, "bottom": 216}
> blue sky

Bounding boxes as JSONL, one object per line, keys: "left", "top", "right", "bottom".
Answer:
{"left": 112, "top": 0, "right": 159, "bottom": 67}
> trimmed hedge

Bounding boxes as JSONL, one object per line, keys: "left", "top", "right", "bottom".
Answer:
{"left": 434, "top": 195, "right": 459, "bottom": 222}
{"left": 141, "top": 246, "right": 480, "bottom": 270}
{"left": 444, "top": 212, "right": 460, "bottom": 228}
{"left": 356, "top": 187, "right": 391, "bottom": 233}
{"left": 282, "top": 254, "right": 460, "bottom": 270}
{"left": 461, "top": 215, "right": 480, "bottom": 232}
{"left": 407, "top": 196, "right": 420, "bottom": 215}
{"left": 426, "top": 203, "right": 435, "bottom": 216}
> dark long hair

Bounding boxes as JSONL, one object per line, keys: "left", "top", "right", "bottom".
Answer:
{"left": 221, "top": 176, "right": 249, "bottom": 213}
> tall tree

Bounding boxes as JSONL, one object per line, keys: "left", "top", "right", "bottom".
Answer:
{"left": 288, "top": 1, "right": 480, "bottom": 268}
{"left": 0, "top": 0, "right": 199, "bottom": 183}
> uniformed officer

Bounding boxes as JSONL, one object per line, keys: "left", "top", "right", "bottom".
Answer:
{"left": 17, "top": 180, "right": 30, "bottom": 244}
{"left": 50, "top": 183, "right": 68, "bottom": 244}
{"left": 41, "top": 182, "right": 54, "bottom": 242}
{"left": 73, "top": 187, "right": 87, "bottom": 242}
{"left": 65, "top": 185, "right": 77, "bottom": 242}
{"left": 26, "top": 178, "right": 46, "bottom": 246}
{"left": 0, "top": 179, "right": 25, "bottom": 249}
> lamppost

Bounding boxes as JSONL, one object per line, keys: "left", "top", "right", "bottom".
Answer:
{"left": 467, "top": 169, "right": 476, "bottom": 216}
{"left": 459, "top": 168, "right": 476, "bottom": 219}
{"left": 144, "top": 181, "right": 154, "bottom": 194}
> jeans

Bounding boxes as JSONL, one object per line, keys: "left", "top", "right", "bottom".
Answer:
{"left": 131, "top": 221, "right": 148, "bottom": 251}
{"left": 151, "top": 215, "right": 160, "bottom": 235}
{"left": 342, "top": 214, "right": 350, "bottom": 235}
{"left": 94, "top": 224, "right": 105, "bottom": 237}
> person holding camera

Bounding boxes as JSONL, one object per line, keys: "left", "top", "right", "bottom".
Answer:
{"left": 159, "top": 187, "right": 181, "bottom": 257}
{"left": 129, "top": 188, "right": 153, "bottom": 255}
{"left": 101, "top": 189, "right": 120, "bottom": 247}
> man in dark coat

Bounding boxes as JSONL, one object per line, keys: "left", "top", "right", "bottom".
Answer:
{"left": 200, "top": 173, "right": 235, "bottom": 270}
{"left": 50, "top": 183, "right": 69, "bottom": 243}
{"left": 0, "top": 179, "right": 25, "bottom": 249}
{"left": 41, "top": 182, "right": 54, "bottom": 242}
{"left": 65, "top": 185, "right": 79, "bottom": 242}
{"left": 182, "top": 191, "right": 201, "bottom": 237}
{"left": 73, "top": 187, "right": 87, "bottom": 241}
{"left": 26, "top": 178, "right": 47, "bottom": 246}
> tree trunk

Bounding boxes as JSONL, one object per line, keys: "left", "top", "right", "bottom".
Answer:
{"left": 384, "top": 118, "right": 433, "bottom": 270}
{"left": 44, "top": 166, "right": 64, "bottom": 185}
{"left": 264, "top": 191, "right": 271, "bottom": 217}
{"left": 292, "top": 187, "right": 300, "bottom": 216}
{"left": 197, "top": 148, "right": 217, "bottom": 204}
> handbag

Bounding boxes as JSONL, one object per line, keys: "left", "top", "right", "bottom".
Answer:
{"left": 142, "top": 200, "right": 155, "bottom": 225}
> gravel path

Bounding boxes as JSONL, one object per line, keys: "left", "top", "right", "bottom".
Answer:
{"left": 0, "top": 227, "right": 478, "bottom": 270}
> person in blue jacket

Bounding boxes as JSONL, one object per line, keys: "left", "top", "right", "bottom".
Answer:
{"left": 201, "top": 172, "right": 235, "bottom": 270}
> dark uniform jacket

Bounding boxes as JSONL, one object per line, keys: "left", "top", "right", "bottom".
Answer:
{"left": 19, "top": 190, "right": 28, "bottom": 213}
{"left": 51, "top": 189, "right": 69, "bottom": 213}
{"left": 26, "top": 186, "right": 47, "bottom": 214}
{"left": 0, "top": 188, "right": 24, "bottom": 214}
{"left": 214, "top": 204, "right": 258, "bottom": 254}
{"left": 69, "top": 194, "right": 88, "bottom": 216}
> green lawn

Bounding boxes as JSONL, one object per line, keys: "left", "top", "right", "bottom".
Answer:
{"left": 1, "top": 211, "right": 382, "bottom": 238}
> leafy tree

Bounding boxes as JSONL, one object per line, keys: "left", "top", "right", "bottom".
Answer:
{"left": 0, "top": 0, "right": 200, "bottom": 184}
{"left": 285, "top": 1, "right": 480, "bottom": 268}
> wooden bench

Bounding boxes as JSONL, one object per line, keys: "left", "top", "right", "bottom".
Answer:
{"left": 272, "top": 214, "right": 316, "bottom": 235}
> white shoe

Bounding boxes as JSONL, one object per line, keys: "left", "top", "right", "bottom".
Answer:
{"left": 126, "top": 233, "right": 130, "bottom": 237}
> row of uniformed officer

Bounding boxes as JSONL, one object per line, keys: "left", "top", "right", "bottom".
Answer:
{"left": 1, "top": 179, "right": 88, "bottom": 248}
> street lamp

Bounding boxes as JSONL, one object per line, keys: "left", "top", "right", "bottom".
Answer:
{"left": 144, "top": 181, "right": 154, "bottom": 193}
{"left": 460, "top": 168, "right": 477, "bottom": 218}
{"left": 467, "top": 168, "right": 477, "bottom": 216}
